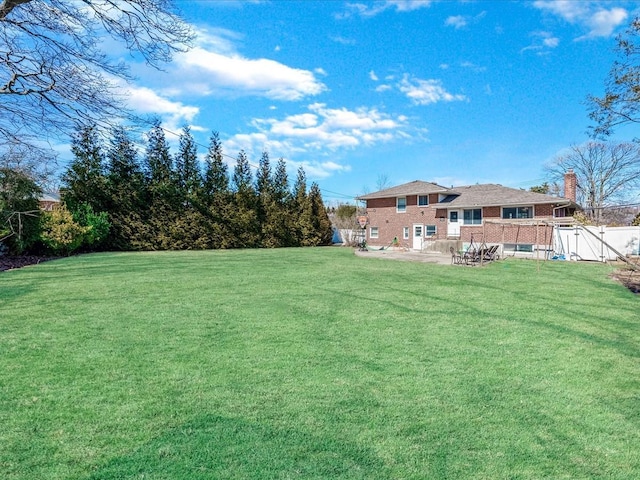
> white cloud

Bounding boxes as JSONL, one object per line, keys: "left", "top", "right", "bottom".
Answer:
{"left": 124, "top": 85, "right": 200, "bottom": 133}
{"left": 330, "top": 35, "right": 357, "bottom": 45}
{"left": 445, "top": 15, "right": 467, "bottom": 29}
{"left": 223, "top": 103, "right": 412, "bottom": 174}
{"left": 338, "top": 0, "right": 432, "bottom": 18}
{"left": 460, "top": 61, "right": 486, "bottom": 72}
{"left": 289, "top": 160, "right": 352, "bottom": 179}
{"left": 369, "top": 70, "right": 379, "bottom": 81}
{"left": 445, "top": 11, "right": 486, "bottom": 30}
{"left": 178, "top": 48, "right": 326, "bottom": 100}
{"left": 387, "top": 0, "right": 433, "bottom": 12}
{"left": 584, "top": 7, "right": 628, "bottom": 38}
{"left": 375, "top": 84, "right": 392, "bottom": 92}
{"left": 398, "top": 75, "right": 467, "bottom": 105}
{"left": 133, "top": 28, "right": 326, "bottom": 102}
{"left": 533, "top": 0, "right": 587, "bottom": 22}
{"left": 521, "top": 30, "right": 560, "bottom": 54}
{"left": 533, "top": 1, "right": 628, "bottom": 39}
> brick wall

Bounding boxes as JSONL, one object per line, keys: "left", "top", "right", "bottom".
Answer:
{"left": 365, "top": 199, "right": 558, "bottom": 249}
{"left": 460, "top": 222, "right": 554, "bottom": 246}
{"left": 365, "top": 196, "right": 444, "bottom": 245}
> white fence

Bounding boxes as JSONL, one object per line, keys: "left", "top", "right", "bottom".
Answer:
{"left": 554, "top": 225, "right": 640, "bottom": 261}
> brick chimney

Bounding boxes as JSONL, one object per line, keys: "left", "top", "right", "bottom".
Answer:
{"left": 564, "top": 168, "right": 577, "bottom": 202}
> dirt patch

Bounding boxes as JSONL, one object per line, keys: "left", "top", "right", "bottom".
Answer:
{"left": 0, "top": 255, "right": 60, "bottom": 272}
{"left": 609, "top": 268, "right": 640, "bottom": 294}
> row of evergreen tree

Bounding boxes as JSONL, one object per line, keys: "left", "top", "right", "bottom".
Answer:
{"left": 61, "top": 121, "right": 334, "bottom": 251}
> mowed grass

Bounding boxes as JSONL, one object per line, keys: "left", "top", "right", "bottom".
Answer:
{"left": 0, "top": 248, "right": 638, "bottom": 479}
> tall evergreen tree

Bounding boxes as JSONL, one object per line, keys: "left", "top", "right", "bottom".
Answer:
{"left": 104, "top": 126, "right": 146, "bottom": 250}
{"left": 305, "top": 182, "right": 334, "bottom": 246}
{"left": 200, "top": 131, "right": 233, "bottom": 248}
{"left": 273, "top": 158, "right": 291, "bottom": 205}
{"left": 175, "top": 125, "right": 202, "bottom": 202}
{"left": 231, "top": 150, "right": 259, "bottom": 247}
{"left": 143, "top": 120, "right": 174, "bottom": 188}
{"left": 232, "top": 150, "right": 253, "bottom": 193}
{"left": 291, "top": 166, "right": 308, "bottom": 246}
{"left": 202, "top": 131, "right": 230, "bottom": 197}
{"left": 257, "top": 154, "right": 293, "bottom": 248}
{"left": 255, "top": 151, "right": 273, "bottom": 197}
{"left": 255, "top": 151, "right": 274, "bottom": 246}
{"left": 142, "top": 121, "right": 177, "bottom": 249}
{"left": 171, "top": 125, "right": 206, "bottom": 249}
{"left": 60, "top": 124, "right": 107, "bottom": 214}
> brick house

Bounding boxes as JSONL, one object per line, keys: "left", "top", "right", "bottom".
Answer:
{"left": 38, "top": 192, "right": 61, "bottom": 211}
{"left": 356, "top": 171, "right": 579, "bottom": 255}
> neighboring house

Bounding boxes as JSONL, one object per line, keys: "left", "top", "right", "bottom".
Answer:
{"left": 356, "top": 170, "right": 579, "bottom": 255}
{"left": 39, "top": 192, "right": 61, "bottom": 211}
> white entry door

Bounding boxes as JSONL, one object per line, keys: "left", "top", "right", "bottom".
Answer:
{"left": 412, "top": 224, "right": 423, "bottom": 250}
{"left": 448, "top": 210, "right": 461, "bottom": 237}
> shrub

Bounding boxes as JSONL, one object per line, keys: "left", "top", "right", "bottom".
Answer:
{"left": 40, "top": 206, "right": 89, "bottom": 255}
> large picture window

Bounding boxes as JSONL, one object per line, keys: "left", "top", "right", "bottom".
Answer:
{"left": 502, "top": 206, "right": 532, "bottom": 219}
{"left": 397, "top": 197, "right": 406, "bottom": 213}
{"left": 463, "top": 208, "right": 482, "bottom": 225}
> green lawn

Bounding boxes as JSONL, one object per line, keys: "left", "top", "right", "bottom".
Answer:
{"left": 1, "top": 248, "right": 638, "bottom": 479}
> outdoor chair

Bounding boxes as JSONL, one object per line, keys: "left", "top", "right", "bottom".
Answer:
{"left": 450, "top": 246, "right": 462, "bottom": 265}
{"left": 462, "top": 247, "right": 477, "bottom": 265}
{"left": 485, "top": 245, "right": 500, "bottom": 261}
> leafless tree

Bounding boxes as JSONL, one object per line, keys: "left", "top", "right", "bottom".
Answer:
{"left": 329, "top": 203, "right": 358, "bottom": 245}
{"left": 546, "top": 141, "right": 640, "bottom": 223}
{"left": 0, "top": 143, "right": 57, "bottom": 189}
{"left": 589, "top": 16, "right": 640, "bottom": 138}
{"left": 375, "top": 173, "right": 391, "bottom": 191}
{"left": 0, "top": 0, "right": 193, "bottom": 158}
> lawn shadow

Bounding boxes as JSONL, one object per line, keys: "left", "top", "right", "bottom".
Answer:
{"left": 87, "top": 414, "right": 388, "bottom": 479}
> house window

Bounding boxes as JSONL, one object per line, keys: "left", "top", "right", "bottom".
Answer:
{"left": 425, "top": 225, "right": 436, "bottom": 236}
{"left": 369, "top": 226, "right": 379, "bottom": 239}
{"left": 503, "top": 243, "right": 533, "bottom": 253}
{"left": 554, "top": 207, "right": 567, "bottom": 218}
{"left": 463, "top": 209, "right": 482, "bottom": 225}
{"left": 403, "top": 227, "right": 409, "bottom": 240}
{"left": 502, "top": 206, "right": 532, "bottom": 219}
{"left": 397, "top": 197, "right": 406, "bottom": 213}
{"left": 418, "top": 195, "right": 429, "bottom": 206}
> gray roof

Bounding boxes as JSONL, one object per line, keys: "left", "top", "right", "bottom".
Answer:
{"left": 444, "top": 184, "right": 572, "bottom": 208}
{"left": 357, "top": 181, "right": 574, "bottom": 207}
{"left": 356, "top": 180, "right": 452, "bottom": 200}
{"left": 39, "top": 192, "right": 61, "bottom": 202}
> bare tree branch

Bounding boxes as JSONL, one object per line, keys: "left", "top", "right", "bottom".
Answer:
{"left": 546, "top": 141, "right": 640, "bottom": 223}
{"left": 589, "top": 16, "right": 640, "bottom": 139}
{"left": 0, "top": 0, "right": 193, "bottom": 159}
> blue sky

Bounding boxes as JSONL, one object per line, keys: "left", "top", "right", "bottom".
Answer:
{"left": 88, "top": 0, "right": 640, "bottom": 203}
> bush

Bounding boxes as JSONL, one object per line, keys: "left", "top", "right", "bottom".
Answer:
{"left": 71, "top": 203, "right": 110, "bottom": 248}
{"left": 40, "top": 206, "right": 88, "bottom": 255}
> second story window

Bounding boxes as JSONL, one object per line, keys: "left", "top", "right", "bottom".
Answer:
{"left": 397, "top": 197, "right": 406, "bottom": 213}
{"left": 418, "top": 195, "right": 429, "bottom": 206}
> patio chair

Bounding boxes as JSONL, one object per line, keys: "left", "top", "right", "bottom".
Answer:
{"left": 485, "top": 245, "right": 500, "bottom": 261}
{"left": 462, "top": 247, "right": 477, "bottom": 265}
{"left": 450, "top": 246, "right": 462, "bottom": 265}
